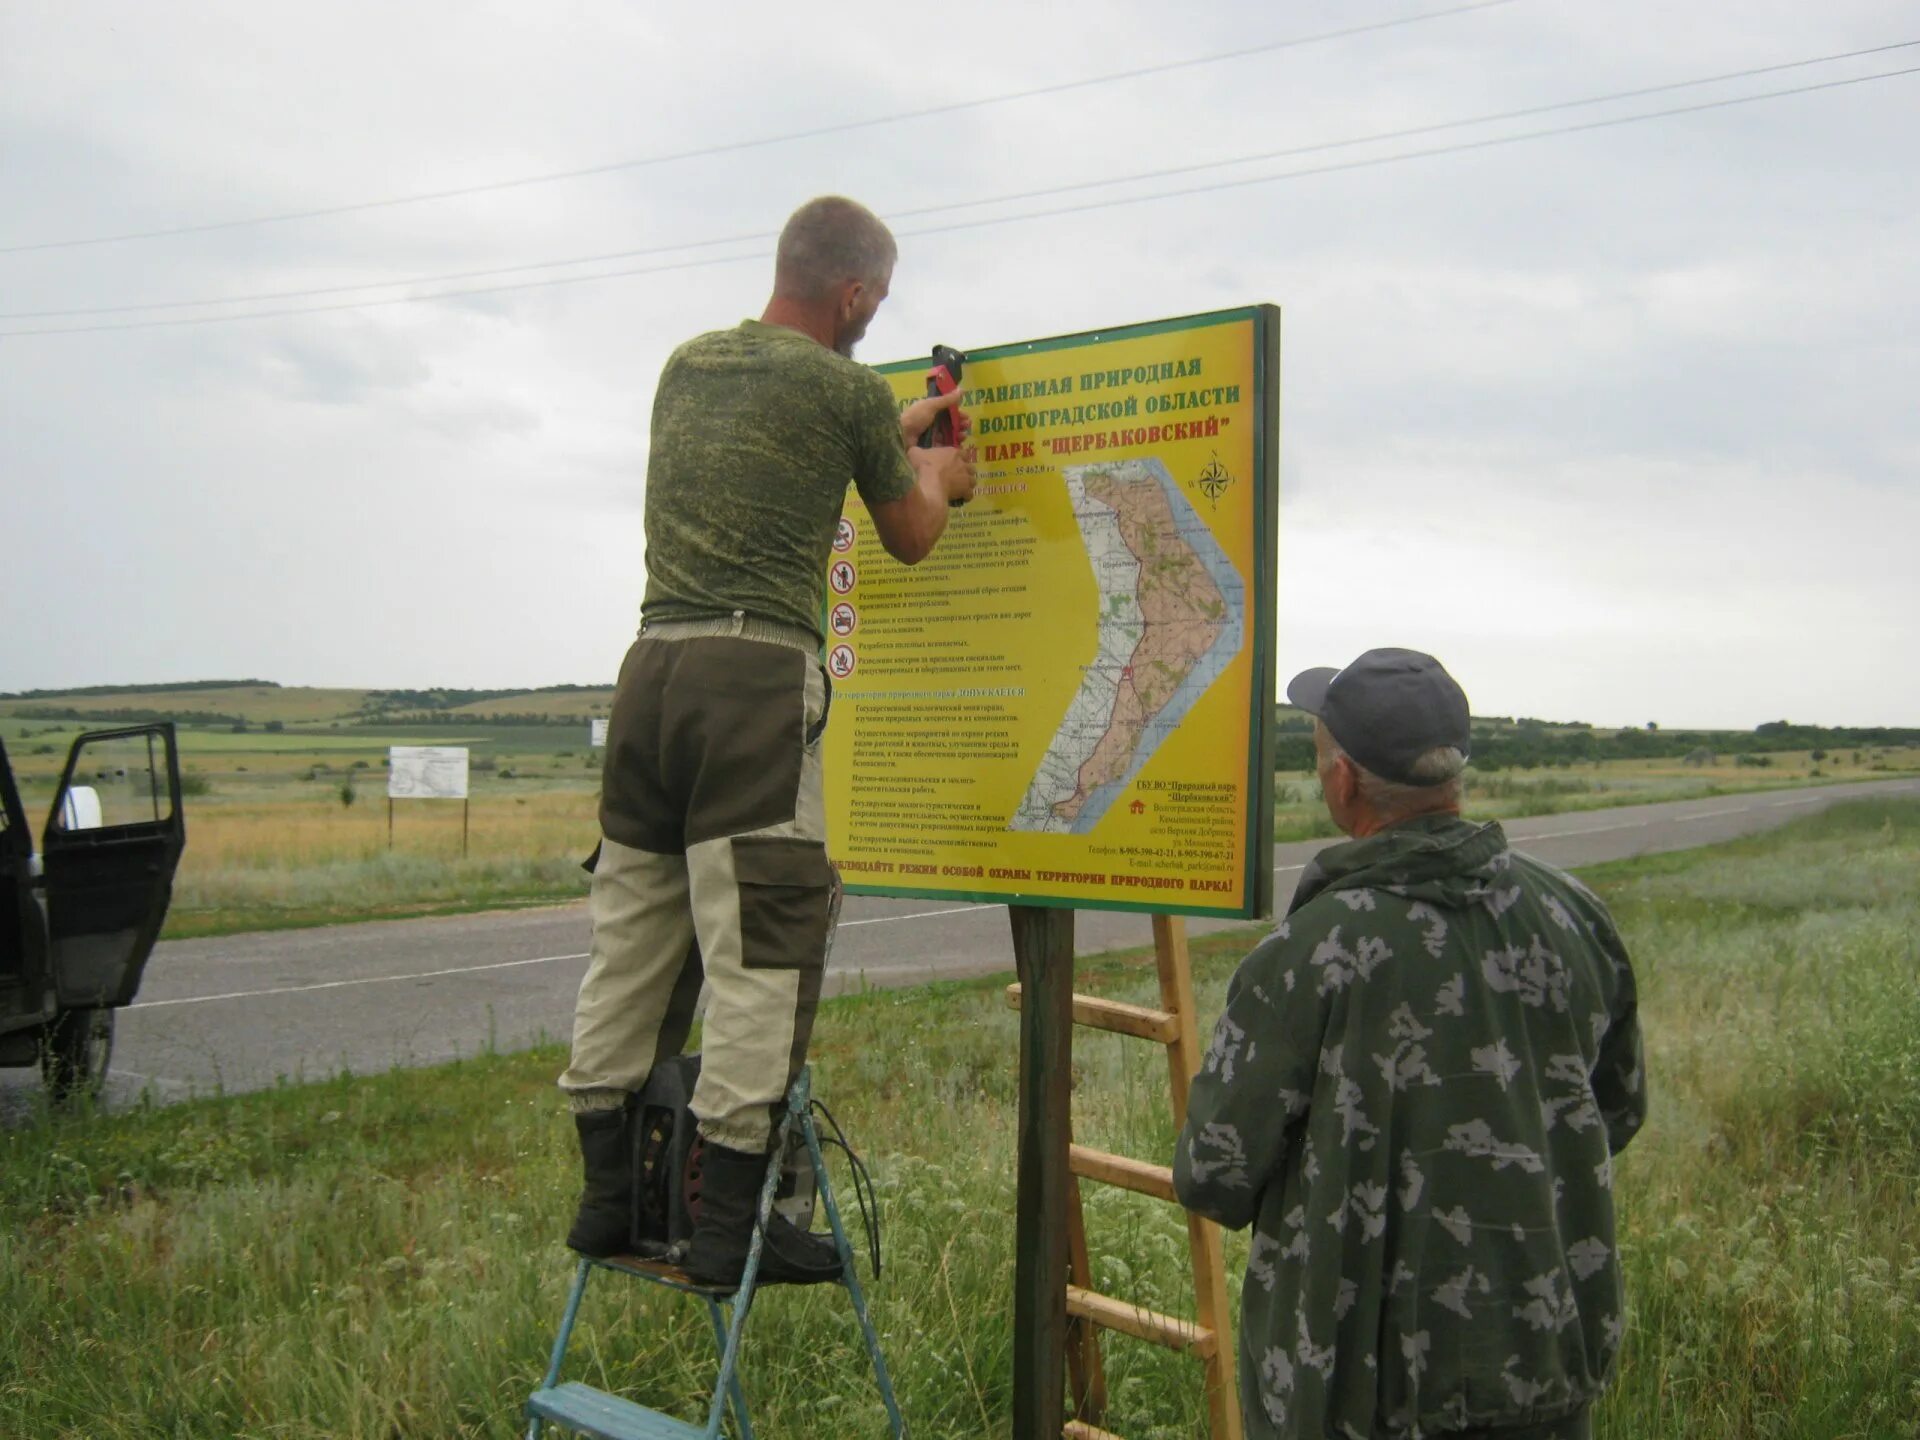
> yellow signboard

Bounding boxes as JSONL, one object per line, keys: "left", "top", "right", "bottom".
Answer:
{"left": 826, "top": 307, "right": 1279, "bottom": 918}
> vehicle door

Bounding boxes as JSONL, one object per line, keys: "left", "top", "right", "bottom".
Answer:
{"left": 1, "top": 737, "right": 50, "bottom": 1017}
{"left": 41, "top": 724, "right": 186, "bottom": 1008}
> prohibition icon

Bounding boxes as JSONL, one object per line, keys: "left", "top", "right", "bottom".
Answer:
{"left": 829, "top": 560, "right": 857, "bottom": 595}
{"left": 828, "top": 644, "right": 857, "bottom": 678}
{"left": 830, "top": 603, "right": 858, "bottom": 637}
{"left": 834, "top": 518, "right": 857, "bottom": 552}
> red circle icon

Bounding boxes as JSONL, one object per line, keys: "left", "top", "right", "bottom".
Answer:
{"left": 833, "top": 518, "right": 857, "bottom": 553}
{"left": 828, "top": 560, "right": 857, "bottom": 595}
{"left": 828, "top": 644, "right": 857, "bottom": 678}
{"left": 829, "top": 603, "right": 858, "bottom": 637}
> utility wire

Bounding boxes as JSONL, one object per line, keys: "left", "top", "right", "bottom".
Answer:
{"left": 8, "top": 39, "right": 1913, "bottom": 324}
{"left": 3, "top": 63, "right": 1913, "bottom": 339}
{"left": 0, "top": 0, "right": 1521, "bottom": 255}
{"left": 890, "top": 62, "right": 1920, "bottom": 242}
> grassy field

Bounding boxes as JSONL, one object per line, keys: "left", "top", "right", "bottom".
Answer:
{"left": 4, "top": 707, "right": 1918, "bottom": 939}
{"left": 2, "top": 718, "right": 607, "bottom": 937}
{"left": 3, "top": 800, "right": 1916, "bottom": 1437}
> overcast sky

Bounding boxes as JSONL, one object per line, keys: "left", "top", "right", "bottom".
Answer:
{"left": 3, "top": 0, "right": 1915, "bottom": 728}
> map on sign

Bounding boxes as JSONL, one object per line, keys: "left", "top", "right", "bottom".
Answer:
{"left": 824, "top": 306, "right": 1278, "bottom": 919}
{"left": 1011, "top": 458, "right": 1245, "bottom": 834}
{"left": 388, "top": 746, "right": 470, "bottom": 800}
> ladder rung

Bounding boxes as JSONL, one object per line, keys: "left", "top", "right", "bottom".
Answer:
{"left": 1070, "top": 1145, "right": 1178, "bottom": 1203}
{"left": 527, "top": 1382, "right": 704, "bottom": 1439}
{"left": 1067, "top": 1285, "right": 1216, "bottom": 1357}
{"left": 1064, "top": 1422, "right": 1126, "bottom": 1440}
{"left": 1005, "top": 984, "right": 1180, "bottom": 1043}
{"left": 594, "top": 1254, "right": 734, "bottom": 1296}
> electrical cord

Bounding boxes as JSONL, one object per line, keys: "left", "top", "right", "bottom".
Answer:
{"left": 810, "top": 1097, "right": 882, "bottom": 1280}
{"left": 738, "top": 1100, "right": 881, "bottom": 1284}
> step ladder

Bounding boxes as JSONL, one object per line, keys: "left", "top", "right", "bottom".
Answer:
{"left": 527, "top": 1067, "right": 904, "bottom": 1440}
{"left": 1008, "top": 915, "right": 1242, "bottom": 1440}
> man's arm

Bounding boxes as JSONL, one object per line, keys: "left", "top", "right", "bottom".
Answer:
{"left": 1591, "top": 923, "right": 1647, "bottom": 1155}
{"left": 1555, "top": 874, "right": 1648, "bottom": 1155}
{"left": 867, "top": 389, "right": 974, "bottom": 564}
{"left": 1174, "top": 925, "right": 1327, "bottom": 1231}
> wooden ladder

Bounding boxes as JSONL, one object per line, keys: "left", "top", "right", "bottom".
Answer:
{"left": 1008, "top": 915, "right": 1242, "bottom": 1440}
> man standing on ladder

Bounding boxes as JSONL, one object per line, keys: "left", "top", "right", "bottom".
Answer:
{"left": 1175, "top": 649, "right": 1646, "bottom": 1439}
{"left": 559, "top": 196, "right": 975, "bottom": 1285}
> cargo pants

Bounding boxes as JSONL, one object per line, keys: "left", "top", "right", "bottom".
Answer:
{"left": 558, "top": 615, "right": 838, "bottom": 1153}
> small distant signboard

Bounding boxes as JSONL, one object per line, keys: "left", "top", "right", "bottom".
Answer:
{"left": 589, "top": 717, "right": 609, "bottom": 748}
{"left": 388, "top": 746, "right": 470, "bottom": 800}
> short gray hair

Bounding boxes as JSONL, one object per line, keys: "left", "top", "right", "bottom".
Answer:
{"left": 774, "top": 196, "right": 897, "bottom": 301}
{"left": 1320, "top": 725, "right": 1465, "bottom": 817}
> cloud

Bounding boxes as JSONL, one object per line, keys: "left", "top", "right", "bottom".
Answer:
{"left": 1, "top": 0, "right": 1915, "bottom": 726}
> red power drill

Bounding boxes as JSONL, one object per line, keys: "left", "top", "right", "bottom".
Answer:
{"left": 916, "top": 344, "right": 967, "bottom": 505}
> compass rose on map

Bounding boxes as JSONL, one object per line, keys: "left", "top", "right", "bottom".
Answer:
{"left": 1195, "top": 451, "right": 1236, "bottom": 507}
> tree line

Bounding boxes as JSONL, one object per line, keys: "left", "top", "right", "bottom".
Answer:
{"left": 1272, "top": 712, "right": 1920, "bottom": 773}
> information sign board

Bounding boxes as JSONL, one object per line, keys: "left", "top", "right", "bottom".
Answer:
{"left": 826, "top": 306, "right": 1279, "bottom": 918}
{"left": 388, "top": 746, "right": 470, "bottom": 800}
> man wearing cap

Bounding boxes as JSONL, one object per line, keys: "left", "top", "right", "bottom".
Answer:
{"left": 1174, "top": 648, "right": 1646, "bottom": 1440}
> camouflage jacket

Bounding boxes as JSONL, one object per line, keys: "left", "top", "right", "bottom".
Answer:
{"left": 1175, "top": 815, "right": 1646, "bottom": 1439}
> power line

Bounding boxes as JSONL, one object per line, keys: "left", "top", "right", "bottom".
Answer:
{"left": 9, "top": 39, "right": 1913, "bottom": 324}
{"left": 0, "top": 0, "right": 1522, "bottom": 256}
{"left": 4, "top": 63, "right": 1913, "bottom": 340}
{"left": 888, "top": 63, "right": 1920, "bottom": 241}
{"left": 906, "top": 41, "right": 1920, "bottom": 228}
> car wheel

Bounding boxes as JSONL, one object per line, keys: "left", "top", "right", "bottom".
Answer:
{"left": 41, "top": 1007, "right": 114, "bottom": 1106}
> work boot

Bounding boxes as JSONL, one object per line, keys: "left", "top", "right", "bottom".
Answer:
{"left": 565, "top": 1103, "right": 635, "bottom": 1257}
{"left": 683, "top": 1136, "right": 842, "bottom": 1288}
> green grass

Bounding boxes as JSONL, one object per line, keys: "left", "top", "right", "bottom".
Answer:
{"left": 1580, "top": 802, "right": 1920, "bottom": 1435}
{"left": 5, "top": 801, "right": 1919, "bottom": 1436}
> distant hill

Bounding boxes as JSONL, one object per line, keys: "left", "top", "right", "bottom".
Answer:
{"left": 1, "top": 684, "right": 372, "bottom": 726}
{"left": 0, "top": 682, "right": 613, "bottom": 728}
{"left": 0, "top": 679, "right": 279, "bottom": 698}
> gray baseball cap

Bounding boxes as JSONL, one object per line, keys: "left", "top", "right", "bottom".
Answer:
{"left": 1286, "top": 648, "right": 1471, "bottom": 786}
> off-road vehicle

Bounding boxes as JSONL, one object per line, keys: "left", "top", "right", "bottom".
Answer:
{"left": 1, "top": 724, "right": 185, "bottom": 1104}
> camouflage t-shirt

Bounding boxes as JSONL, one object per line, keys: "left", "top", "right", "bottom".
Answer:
{"left": 1175, "top": 815, "right": 1646, "bottom": 1440}
{"left": 640, "top": 320, "right": 917, "bottom": 641}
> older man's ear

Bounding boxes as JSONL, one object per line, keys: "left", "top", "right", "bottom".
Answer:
{"left": 1313, "top": 724, "right": 1359, "bottom": 836}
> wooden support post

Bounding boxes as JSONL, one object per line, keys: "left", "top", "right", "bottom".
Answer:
{"left": 1010, "top": 904, "right": 1075, "bottom": 1440}
{"left": 462, "top": 798, "right": 470, "bottom": 858}
{"left": 387, "top": 796, "right": 394, "bottom": 850}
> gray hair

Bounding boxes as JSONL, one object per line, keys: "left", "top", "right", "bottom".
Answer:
{"left": 773, "top": 196, "right": 897, "bottom": 301}
{"left": 1320, "top": 725, "right": 1466, "bottom": 817}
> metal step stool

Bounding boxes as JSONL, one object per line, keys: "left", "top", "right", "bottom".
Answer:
{"left": 527, "top": 1067, "right": 904, "bottom": 1439}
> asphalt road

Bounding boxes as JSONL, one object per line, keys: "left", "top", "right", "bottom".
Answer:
{"left": 6, "top": 777, "right": 1915, "bottom": 1117}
